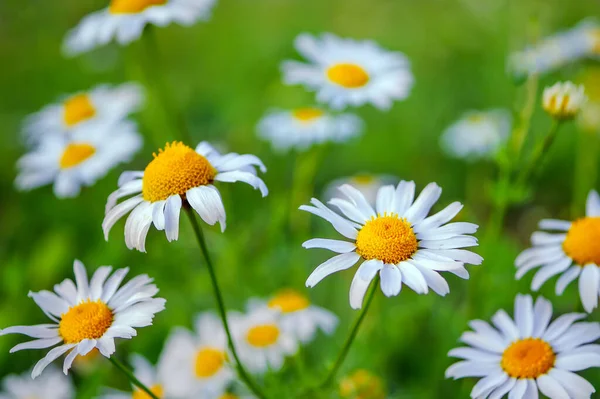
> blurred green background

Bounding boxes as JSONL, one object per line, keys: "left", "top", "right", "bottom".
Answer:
{"left": 0, "top": 0, "right": 599, "bottom": 397}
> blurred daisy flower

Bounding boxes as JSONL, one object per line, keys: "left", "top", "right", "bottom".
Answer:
{"left": 103, "top": 141, "right": 267, "bottom": 252}
{"left": 257, "top": 107, "right": 363, "bottom": 152}
{"left": 543, "top": 81, "right": 587, "bottom": 121}
{"left": 339, "top": 369, "right": 386, "bottom": 399}
{"left": 63, "top": 0, "right": 217, "bottom": 55}
{"left": 15, "top": 121, "right": 142, "bottom": 198}
{"left": 99, "top": 354, "right": 164, "bottom": 399}
{"left": 23, "top": 83, "right": 143, "bottom": 145}
{"left": 0, "top": 367, "right": 74, "bottom": 399}
{"left": 266, "top": 290, "right": 338, "bottom": 344}
{"left": 158, "top": 312, "right": 234, "bottom": 398}
{"left": 230, "top": 305, "right": 298, "bottom": 373}
{"left": 324, "top": 174, "right": 399, "bottom": 205}
{"left": 446, "top": 294, "right": 600, "bottom": 399}
{"left": 440, "top": 109, "right": 511, "bottom": 161}
{"left": 282, "top": 33, "right": 414, "bottom": 110}
{"left": 301, "top": 181, "right": 482, "bottom": 309}
{"left": 516, "top": 190, "right": 600, "bottom": 313}
{"left": 0, "top": 260, "right": 165, "bottom": 378}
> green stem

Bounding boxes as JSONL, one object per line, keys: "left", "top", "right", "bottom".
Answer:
{"left": 571, "top": 128, "right": 599, "bottom": 218}
{"left": 516, "top": 121, "right": 562, "bottom": 187}
{"left": 109, "top": 357, "right": 160, "bottom": 399}
{"left": 185, "top": 209, "right": 269, "bottom": 399}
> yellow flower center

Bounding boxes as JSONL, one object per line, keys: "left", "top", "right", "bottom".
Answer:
{"left": 218, "top": 395, "right": 238, "bottom": 399}
{"left": 326, "top": 63, "right": 370, "bottom": 88}
{"left": 339, "top": 370, "right": 386, "bottom": 399}
{"left": 58, "top": 300, "right": 113, "bottom": 344}
{"left": 352, "top": 175, "right": 375, "bottom": 185}
{"left": 194, "top": 347, "right": 226, "bottom": 378}
{"left": 590, "top": 29, "right": 600, "bottom": 55}
{"left": 467, "top": 114, "right": 485, "bottom": 123}
{"left": 142, "top": 142, "right": 217, "bottom": 203}
{"left": 355, "top": 214, "right": 418, "bottom": 264}
{"left": 132, "top": 385, "right": 164, "bottom": 399}
{"left": 59, "top": 143, "right": 96, "bottom": 169}
{"left": 268, "top": 290, "right": 310, "bottom": 313}
{"left": 562, "top": 217, "right": 600, "bottom": 265}
{"left": 501, "top": 338, "right": 556, "bottom": 379}
{"left": 63, "top": 94, "right": 96, "bottom": 127}
{"left": 292, "top": 108, "right": 324, "bottom": 122}
{"left": 246, "top": 324, "right": 280, "bottom": 347}
{"left": 109, "top": 0, "right": 167, "bottom": 14}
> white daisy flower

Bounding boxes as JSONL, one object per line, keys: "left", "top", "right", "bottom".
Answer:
{"left": 63, "top": 0, "right": 217, "bottom": 55}
{"left": 98, "top": 354, "right": 165, "bottom": 399}
{"left": 516, "top": 190, "right": 600, "bottom": 313}
{"left": 440, "top": 109, "right": 511, "bottom": 161}
{"left": 23, "top": 83, "right": 143, "bottom": 145}
{"left": 0, "top": 367, "right": 74, "bottom": 399}
{"left": 230, "top": 305, "right": 298, "bottom": 374}
{"left": 102, "top": 141, "right": 268, "bottom": 252}
{"left": 158, "top": 312, "right": 234, "bottom": 398}
{"left": 15, "top": 121, "right": 142, "bottom": 198}
{"left": 446, "top": 294, "right": 600, "bottom": 399}
{"left": 282, "top": 33, "right": 414, "bottom": 110}
{"left": 542, "top": 82, "right": 587, "bottom": 120}
{"left": 256, "top": 107, "right": 363, "bottom": 152}
{"left": 301, "top": 181, "right": 482, "bottom": 309}
{"left": 0, "top": 259, "right": 166, "bottom": 379}
{"left": 266, "top": 289, "right": 338, "bottom": 344}
{"left": 324, "top": 174, "right": 399, "bottom": 205}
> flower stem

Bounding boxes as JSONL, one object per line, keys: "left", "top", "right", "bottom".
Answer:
{"left": 516, "top": 121, "right": 562, "bottom": 187}
{"left": 185, "top": 209, "right": 269, "bottom": 399}
{"left": 108, "top": 357, "right": 159, "bottom": 399}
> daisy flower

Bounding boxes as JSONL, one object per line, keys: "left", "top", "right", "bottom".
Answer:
{"left": 23, "top": 83, "right": 143, "bottom": 144}
{"left": 267, "top": 289, "right": 338, "bottom": 344}
{"left": 516, "top": 190, "right": 600, "bottom": 313}
{"left": 339, "top": 369, "right": 386, "bottom": 399}
{"left": 0, "top": 260, "right": 165, "bottom": 379}
{"left": 15, "top": 121, "right": 142, "bottom": 198}
{"left": 63, "top": 0, "right": 217, "bottom": 55}
{"left": 158, "top": 312, "right": 234, "bottom": 398}
{"left": 230, "top": 305, "right": 298, "bottom": 373}
{"left": 440, "top": 109, "right": 511, "bottom": 161}
{"left": 324, "top": 174, "right": 399, "bottom": 205}
{"left": 102, "top": 141, "right": 267, "bottom": 252}
{"left": 0, "top": 367, "right": 74, "bottom": 399}
{"left": 446, "top": 294, "right": 600, "bottom": 399}
{"left": 542, "top": 82, "right": 587, "bottom": 120}
{"left": 282, "top": 33, "right": 414, "bottom": 110}
{"left": 99, "top": 354, "right": 164, "bottom": 399}
{"left": 256, "top": 107, "right": 363, "bottom": 152}
{"left": 301, "top": 181, "right": 482, "bottom": 309}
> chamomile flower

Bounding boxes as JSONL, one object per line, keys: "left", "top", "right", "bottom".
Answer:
{"left": 103, "top": 141, "right": 267, "bottom": 252}
{"left": 63, "top": 0, "right": 217, "bottom": 55}
{"left": 0, "top": 260, "right": 165, "bottom": 379}
{"left": 257, "top": 107, "right": 363, "bottom": 151}
{"left": 230, "top": 305, "right": 298, "bottom": 373}
{"left": 446, "top": 294, "right": 600, "bottom": 399}
{"left": 440, "top": 109, "right": 511, "bottom": 161}
{"left": 158, "top": 313, "right": 234, "bottom": 398}
{"left": 99, "top": 354, "right": 164, "bottom": 399}
{"left": 543, "top": 82, "right": 587, "bottom": 120}
{"left": 301, "top": 181, "right": 482, "bottom": 309}
{"left": 282, "top": 33, "right": 414, "bottom": 110}
{"left": 267, "top": 289, "right": 338, "bottom": 344}
{"left": 324, "top": 174, "right": 399, "bottom": 205}
{"left": 516, "top": 190, "right": 600, "bottom": 313}
{"left": 339, "top": 370, "right": 386, "bottom": 399}
{"left": 15, "top": 121, "right": 142, "bottom": 198}
{"left": 0, "top": 367, "right": 74, "bottom": 399}
{"left": 23, "top": 83, "right": 143, "bottom": 144}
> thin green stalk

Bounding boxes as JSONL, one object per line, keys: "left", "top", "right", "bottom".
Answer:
{"left": 516, "top": 121, "right": 562, "bottom": 187}
{"left": 185, "top": 209, "right": 269, "bottom": 399}
{"left": 109, "top": 357, "right": 160, "bottom": 399}
{"left": 571, "top": 128, "right": 599, "bottom": 218}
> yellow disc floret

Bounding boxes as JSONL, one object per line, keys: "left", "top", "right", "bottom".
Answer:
{"left": 219, "top": 394, "right": 239, "bottom": 399}
{"left": 59, "top": 143, "right": 96, "bottom": 169}
{"left": 132, "top": 384, "right": 164, "bottom": 399}
{"left": 355, "top": 214, "right": 418, "bottom": 264}
{"left": 246, "top": 324, "right": 280, "bottom": 347}
{"left": 327, "top": 63, "right": 370, "bottom": 88}
{"left": 268, "top": 290, "right": 310, "bottom": 313}
{"left": 563, "top": 217, "right": 600, "bottom": 265}
{"left": 339, "top": 369, "right": 386, "bottom": 399}
{"left": 142, "top": 142, "right": 217, "bottom": 203}
{"left": 110, "top": 0, "right": 167, "bottom": 14}
{"left": 292, "top": 108, "right": 324, "bottom": 122}
{"left": 63, "top": 94, "right": 96, "bottom": 126}
{"left": 59, "top": 300, "right": 113, "bottom": 344}
{"left": 501, "top": 338, "right": 556, "bottom": 379}
{"left": 194, "top": 347, "right": 226, "bottom": 378}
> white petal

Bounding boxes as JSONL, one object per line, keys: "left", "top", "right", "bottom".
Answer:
{"left": 471, "top": 372, "right": 508, "bottom": 398}
{"left": 164, "top": 194, "right": 182, "bottom": 242}
{"left": 102, "top": 195, "right": 144, "bottom": 240}
{"left": 337, "top": 184, "right": 376, "bottom": 218}
{"left": 328, "top": 198, "right": 369, "bottom": 224}
{"left": 124, "top": 200, "right": 154, "bottom": 252}
{"left": 556, "top": 266, "right": 581, "bottom": 296}
{"left": 532, "top": 296, "right": 553, "bottom": 338}
{"left": 73, "top": 259, "right": 90, "bottom": 301}
{"left": 117, "top": 171, "right": 144, "bottom": 187}
{"left": 394, "top": 180, "right": 416, "bottom": 214}
{"left": 549, "top": 368, "right": 595, "bottom": 399}
{"left": 543, "top": 313, "right": 587, "bottom": 342}
{"left": 514, "top": 294, "right": 534, "bottom": 338}
{"left": 63, "top": 349, "right": 78, "bottom": 375}
{"left": 579, "top": 265, "right": 600, "bottom": 313}
{"left": 537, "top": 374, "right": 570, "bottom": 399}
{"left": 448, "top": 347, "right": 502, "bottom": 362}
{"left": 531, "top": 257, "right": 572, "bottom": 291}
{"left": 460, "top": 331, "right": 506, "bottom": 353}
{"left": 488, "top": 377, "right": 516, "bottom": 399}
{"left": 0, "top": 325, "right": 58, "bottom": 339}
{"left": 349, "top": 265, "right": 377, "bottom": 310}
{"left": 445, "top": 361, "right": 501, "bottom": 379}
{"left": 415, "top": 201, "right": 463, "bottom": 231}
{"left": 89, "top": 266, "right": 112, "bottom": 301}
{"left": 306, "top": 253, "right": 361, "bottom": 287}
{"left": 100, "top": 267, "right": 130, "bottom": 303}
{"left": 151, "top": 200, "right": 166, "bottom": 231}
{"left": 539, "top": 219, "right": 572, "bottom": 231}
{"left": 358, "top": 259, "right": 384, "bottom": 280}
{"left": 491, "top": 310, "right": 519, "bottom": 342}
{"left": 302, "top": 238, "right": 356, "bottom": 253}
{"left": 214, "top": 171, "right": 268, "bottom": 197}
{"left": 404, "top": 182, "right": 442, "bottom": 223}
{"left": 300, "top": 199, "right": 359, "bottom": 239}
{"left": 31, "top": 344, "right": 75, "bottom": 378}
{"left": 376, "top": 185, "right": 396, "bottom": 215}
{"left": 555, "top": 353, "right": 600, "bottom": 371}
{"left": 508, "top": 379, "right": 528, "bottom": 399}
{"left": 187, "top": 185, "right": 226, "bottom": 232}
{"left": 586, "top": 190, "right": 600, "bottom": 217}
{"left": 10, "top": 337, "right": 62, "bottom": 353}
{"left": 524, "top": 380, "right": 539, "bottom": 399}
{"left": 412, "top": 263, "right": 449, "bottom": 296}
{"left": 397, "top": 261, "right": 429, "bottom": 294}
{"left": 380, "top": 265, "right": 402, "bottom": 297}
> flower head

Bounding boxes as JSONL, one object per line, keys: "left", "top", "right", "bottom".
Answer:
{"left": 339, "top": 369, "right": 386, "bottom": 399}
{"left": 63, "top": 0, "right": 217, "bottom": 55}
{"left": 324, "top": 174, "right": 399, "bottom": 205}
{"left": 0, "top": 367, "right": 74, "bottom": 399}
{"left": 446, "top": 294, "right": 600, "bottom": 399}
{"left": 103, "top": 141, "right": 268, "bottom": 252}
{"left": 282, "top": 33, "right": 413, "bottom": 110}
{"left": 516, "top": 190, "right": 600, "bottom": 313}
{"left": 98, "top": 354, "right": 165, "bottom": 399}
{"left": 0, "top": 260, "right": 165, "bottom": 378}
{"left": 542, "top": 82, "right": 587, "bottom": 120}
{"left": 301, "top": 181, "right": 482, "bottom": 309}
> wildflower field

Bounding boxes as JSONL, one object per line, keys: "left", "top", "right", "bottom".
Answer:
{"left": 1, "top": 0, "right": 600, "bottom": 398}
